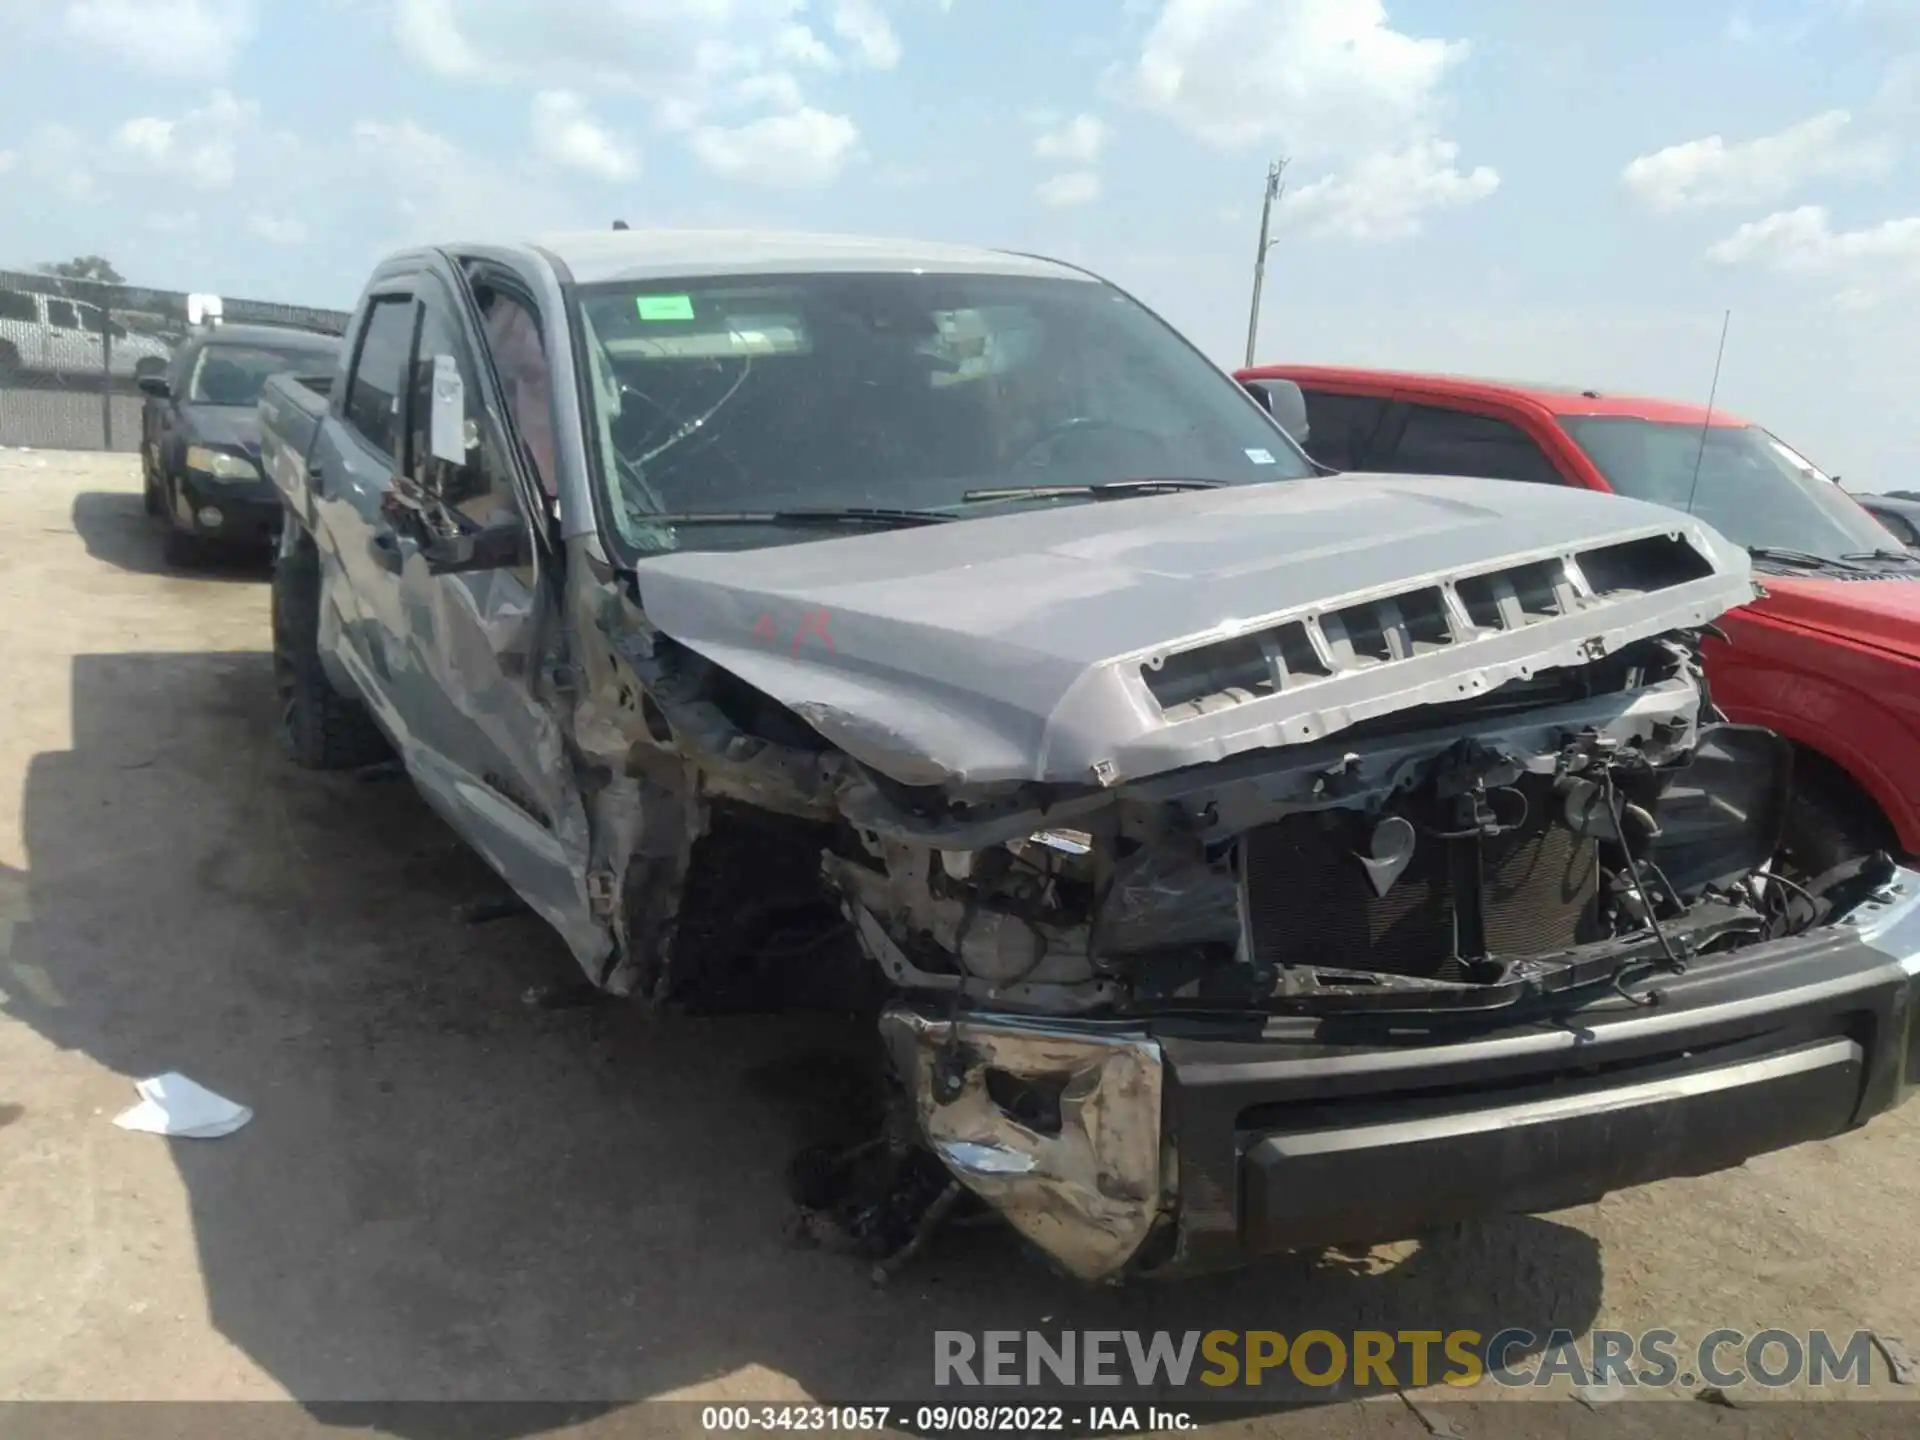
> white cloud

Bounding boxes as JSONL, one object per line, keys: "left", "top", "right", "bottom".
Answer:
{"left": 0, "top": 150, "right": 17, "bottom": 175}
{"left": 1708, "top": 203, "right": 1920, "bottom": 267}
{"left": 247, "top": 213, "right": 308, "bottom": 245}
{"left": 1125, "top": 0, "right": 1467, "bottom": 157}
{"left": 529, "top": 90, "right": 639, "bottom": 181}
{"left": 1036, "top": 170, "right": 1101, "bottom": 207}
{"left": 1034, "top": 113, "right": 1107, "bottom": 165}
{"left": 1281, "top": 139, "right": 1499, "bottom": 240}
{"left": 392, "top": 0, "right": 491, "bottom": 77}
{"left": 689, "top": 107, "right": 861, "bottom": 187}
{"left": 112, "top": 91, "right": 256, "bottom": 189}
{"left": 1621, "top": 111, "right": 1896, "bottom": 212}
{"left": 61, "top": 0, "right": 256, "bottom": 76}
{"left": 831, "top": 0, "right": 901, "bottom": 69}
{"left": 389, "top": 1, "right": 884, "bottom": 126}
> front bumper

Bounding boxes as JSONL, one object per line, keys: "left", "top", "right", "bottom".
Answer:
{"left": 171, "top": 469, "right": 282, "bottom": 545}
{"left": 882, "top": 868, "right": 1920, "bottom": 1281}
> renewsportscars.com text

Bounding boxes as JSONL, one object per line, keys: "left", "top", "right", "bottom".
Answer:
{"left": 934, "top": 1328, "right": 1885, "bottom": 1391}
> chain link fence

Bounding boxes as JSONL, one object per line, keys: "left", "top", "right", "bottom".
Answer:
{"left": 0, "top": 269, "right": 351, "bottom": 452}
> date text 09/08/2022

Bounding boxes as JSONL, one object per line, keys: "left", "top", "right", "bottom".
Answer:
{"left": 699, "top": 1405, "right": 1194, "bottom": 1433}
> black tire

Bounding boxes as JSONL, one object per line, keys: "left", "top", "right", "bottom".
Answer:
{"left": 272, "top": 528, "right": 390, "bottom": 770}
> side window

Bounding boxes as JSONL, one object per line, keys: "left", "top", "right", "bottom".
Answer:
{"left": 0, "top": 289, "right": 39, "bottom": 323}
{"left": 44, "top": 299, "right": 79, "bottom": 330}
{"left": 1874, "top": 509, "right": 1918, "bottom": 545}
{"left": 1299, "top": 390, "right": 1393, "bottom": 471}
{"left": 408, "top": 280, "right": 517, "bottom": 526}
{"left": 1382, "top": 404, "right": 1564, "bottom": 485}
{"left": 344, "top": 295, "right": 416, "bottom": 458}
{"left": 474, "top": 285, "right": 557, "bottom": 501}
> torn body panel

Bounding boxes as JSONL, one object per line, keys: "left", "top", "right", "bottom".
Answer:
{"left": 631, "top": 476, "right": 1752, "bottom": 788}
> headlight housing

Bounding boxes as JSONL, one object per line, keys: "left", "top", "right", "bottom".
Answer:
{"left": 185, "top": 445, "right": 258, "bottom": 482}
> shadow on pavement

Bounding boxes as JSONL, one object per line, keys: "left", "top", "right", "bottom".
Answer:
{"left": 0, "top": 651, "right": 1605, "bottom": 1435}
{"left": 69, "top": 491, "right": 273, "bottom": 582}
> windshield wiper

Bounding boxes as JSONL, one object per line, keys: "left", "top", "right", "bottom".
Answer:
{"left": 638, "top": 507, "right": 953, "bottom": 531}
{"left": 1746, "top": 546, "right": 1870, "bottom": 574}
{"left": 961, "top": 477, "right": 1226, "bottom": 504}
{"left": 1841, "top": 547, "right": 1920, "bottom": 567}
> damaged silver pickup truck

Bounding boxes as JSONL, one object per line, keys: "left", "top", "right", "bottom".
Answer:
{"left": 258, "top": 230, "right": 1920, "bottom": 1282}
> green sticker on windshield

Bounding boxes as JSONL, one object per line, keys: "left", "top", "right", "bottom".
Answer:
{"left": 636, "top": 294, "right": 695, "bottom": 322}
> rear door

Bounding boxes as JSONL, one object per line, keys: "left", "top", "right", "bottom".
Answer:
{"left": 41, "top": 298, "right": 101, "bottom": 377}
{"left": 1292, "top": 387, "right": 1399, "bottom": 471}
{"left": 376, "top": 268, "right": 601, "bottom": 960}
{"left": 1371, "top": 396, "right": 1569, "bottom": 486}
{"left": 307, "top": 282, "right": 421, "bottom": 729}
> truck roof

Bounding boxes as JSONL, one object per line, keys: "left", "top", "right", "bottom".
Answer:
{"left": 524, "top": 228, "right": 1096, "bottom": 287}
{"left": 191, "top": 322, "right": 340, "bottom": 348}
{"left": 1239, "top": 364, "right": 1752, "bottom": 429}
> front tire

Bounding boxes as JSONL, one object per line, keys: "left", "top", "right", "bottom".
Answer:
{"left": 272, "top": 527, "right": 390, "bottom": 770}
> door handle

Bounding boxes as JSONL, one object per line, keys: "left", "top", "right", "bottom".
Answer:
{"left": 369, "top": 528, "right": 405, "bottom": 575}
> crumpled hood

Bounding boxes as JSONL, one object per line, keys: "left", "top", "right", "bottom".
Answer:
{"left": 1753, "top": 573, "right": 1920, "bottom": 660}
{"left": 633, "top": 474, "right": 1754, "bottom": 787}
{"left": 180, "top": 404, "right": 261, "bottom": 460}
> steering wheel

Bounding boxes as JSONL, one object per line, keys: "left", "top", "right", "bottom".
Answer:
{"left": 1014, "top": 416, "right": 1166, "bottom": 468}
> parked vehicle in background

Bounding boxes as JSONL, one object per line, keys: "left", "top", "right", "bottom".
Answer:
{"left": 255, "top": 231, "right": 1920, "bottom": 1282}
{"left": 1237, "top": 364, "right": 1920, "bottom": 877}
{"left": 0, "top": 284, "right": 171, "bottom": 381}
{"left": 138, "top": 323, "right": 341, "bottom": 564}
{"left": 1856, "top": 493, "right": 1920, "bottom": 549}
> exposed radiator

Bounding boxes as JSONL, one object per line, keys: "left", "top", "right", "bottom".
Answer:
{"left": 1240, "top": 775, "right": 1600, "bottom": 978}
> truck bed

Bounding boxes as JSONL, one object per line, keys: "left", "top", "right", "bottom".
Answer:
{"left": 258, "top": 371, "right": 332, "bottom": 527}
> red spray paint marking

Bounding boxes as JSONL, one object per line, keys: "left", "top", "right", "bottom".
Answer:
{"left": 792, "top": 608, "right": 836, "bottom": 655}
{"left": 751, "top": 612, "right": 780, "bottom": 641}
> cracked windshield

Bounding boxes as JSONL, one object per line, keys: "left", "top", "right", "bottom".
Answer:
{"left": 574, "top": 272, "right": 1312, "bottom": 550}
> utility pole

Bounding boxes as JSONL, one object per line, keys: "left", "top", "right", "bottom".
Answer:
{"left": 1243, "top": 157, "right": 1287, "bottom": 368}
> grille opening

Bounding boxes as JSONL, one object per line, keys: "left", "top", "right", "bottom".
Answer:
{"left": 1274, "top": 622, "right": 1332, "bottom": 679}
{"left": 1456, "top": 561, "right": 1563, "bottom": 629}
{"left": 1400, "top": 587, "right": 1454, "bottom": 652}
{"left": 1330, "top": 603, "right": 1394, "bottom": 664}
{"left": 1579, "top": 535, "right": 1714, "bottom": 597}
{"left": 1455, "top": 575, "right": 1503, "bottom": 629}
{"left": 1146, "top": 634, "right": 1273, "bottom": 709}
{"left": 1145, "top": 620, "right": 1331, "bottom": 711}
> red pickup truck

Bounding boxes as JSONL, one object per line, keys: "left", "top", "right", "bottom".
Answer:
{"left": 1236, "top": 365, "right": 1920, "bottom": 875}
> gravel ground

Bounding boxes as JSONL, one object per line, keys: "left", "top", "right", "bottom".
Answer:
{"left": 2, "top": 450, "right": 1917, "bottom": 1437}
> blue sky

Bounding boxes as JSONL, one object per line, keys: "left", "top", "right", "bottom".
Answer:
{"left": 2, "top": 0, "right": 1916, "bottom": 483}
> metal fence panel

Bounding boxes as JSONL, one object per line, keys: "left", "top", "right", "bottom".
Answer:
{"left": 0, "top": 269, "right": 350, "bottom": 452}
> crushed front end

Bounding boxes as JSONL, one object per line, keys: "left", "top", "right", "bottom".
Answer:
{"left": 579, "top": 480, "right": 1920, "bottom": 1280}
{"left": 846, "top": 632, "right": 1920, "bottom": 1279}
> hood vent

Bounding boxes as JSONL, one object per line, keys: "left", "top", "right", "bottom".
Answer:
{"left": 1143, "top": 533, "right": 1714, "bottom": 721}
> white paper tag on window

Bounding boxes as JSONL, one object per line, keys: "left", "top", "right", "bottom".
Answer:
{"left": 430, "top": 354, "right": 466, "bottom": 463}
{"left": 1245, "top": 447, "right": 1275, "bottom": 465}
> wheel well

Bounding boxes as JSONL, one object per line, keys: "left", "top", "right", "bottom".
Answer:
{"left": 1788, "top": 742, "right": 1897, "bottom": 852}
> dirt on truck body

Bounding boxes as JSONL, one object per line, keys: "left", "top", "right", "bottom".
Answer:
{"left": 257, "top": 229, "right": 1920, "bottom": 1283}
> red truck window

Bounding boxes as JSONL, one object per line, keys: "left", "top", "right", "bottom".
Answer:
{"left": 1298, "top": 391, "right": 1393, "bottom": 470}
{"left": 1384, "top": 403, "right": 1562, "bottom": 485}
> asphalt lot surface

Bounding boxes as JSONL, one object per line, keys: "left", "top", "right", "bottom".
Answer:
{"left": 2, "top": 450, "right": 1918, "bottom": 1437}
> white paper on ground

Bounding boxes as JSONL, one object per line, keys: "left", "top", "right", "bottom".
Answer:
{"left": 112, "top": 1072, "right": 252, "bottom": 1138}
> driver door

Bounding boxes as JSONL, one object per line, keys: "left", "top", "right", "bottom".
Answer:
{"left": 379, "top": 270, "right": 604, "bottom": 963}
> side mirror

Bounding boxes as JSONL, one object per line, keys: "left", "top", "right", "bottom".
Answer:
{"left": 421, "top": 513, "right": 528, "bottom": 576}
{"left": 1242, "top": 378, "right": 1310, "bottom": 446}
{"left": 137, "top": 375, "right": 171, "bottom": 399}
